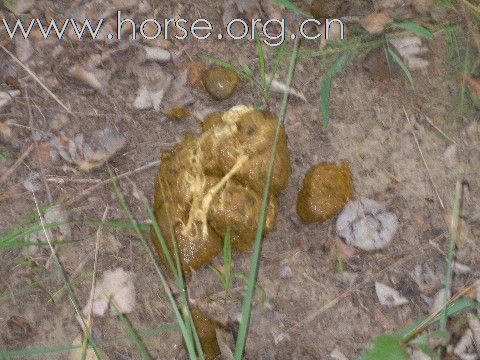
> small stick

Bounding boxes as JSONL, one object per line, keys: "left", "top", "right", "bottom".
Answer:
{"left": 403, "top": 107, "right": 445, "bottom": 210}
{"left": 424, "top": 115, "right": 458, "bottom": 146}
{"left": 0, "top": 143, "right": 34, "bottom": 184}
{"left": 46, "top": 177, "right": 102, "bottom": 185}
{"left": 26, "top": 88, "right": 53, "bottom": 203}
{"left": 82, "top": 206, "right": 109, "bottom": 357}
{"left": 64, "top": 160, "right": 161, "bottom": 206}
{"left": 1, "top": 45, "right": 72, "bottom": 115}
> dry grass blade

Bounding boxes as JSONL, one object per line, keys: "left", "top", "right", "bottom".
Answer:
{"left": 403, "top": 107, "right": 445, "bottom": 210}
{"left": 0, "top": 45, "right": 72, "bottom": 114}
{"left": 0, "top": 143, "right": 34, "bottom": 184}
{"left": 26, "top": 88, "right": 53, "bottom": 203}
{"left": 424, "top": 115, "right": 458, "bottom": 145}
{"left": 82, "top": 206, "right": 109, "bottom": 359}
{"left": 64, "top": 160, "right": 160, "bottom": 206}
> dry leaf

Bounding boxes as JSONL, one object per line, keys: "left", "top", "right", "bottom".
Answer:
{"left": 133, "top": 64, "right": 172, "bottom": 110}
{"left": 453, "top": 329, "right": 476, "bottom": 359}
{"left": 7, "top": 315, "right": 37, "bottom": 340}
{"left": 69, "top": 65, "right": 107, "bottom": 91}
{"left": 37, "top": 142, "right": 51, "bottom": 164}
{"left": 185, "top": 60, "right": 206, "bottom": 87}
{"left": 83, "top": 268, "right": 136, "bottom": 316}
{"left": 0, "top": 121, "right": 12, "bottom": 141}
{"left": 267, "top": 75, "right": 307, "bottom": 102}
{"left": 360, "top": 12, "right": 393, "bottom": 35}
{"left": 389, "top": 36, "right": 429, "bottom": 70}
{"left": 51, "top": 128, "right": 126, "bottom": 172}
{"left": 336, "top": 197, "right": 398, "bottom": 251}
{"left": 22, "top": 172, "right": 41, "bottom": 192}
{"left": 375, "top": 282, "right": 409, "bottom": 307}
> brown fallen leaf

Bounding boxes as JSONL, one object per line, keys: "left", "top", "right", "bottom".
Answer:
{"left": 0, "top": 121, "right": 12, "bottom": 141}
{"left": 185, "top": 60, "right": 206, "bottom": 87}
{"left": 7, "top": 315, "right": 37, "bottom": 340}
{"left": 51, "top": 128, "right": 126, "bottom": 172}
{"left": 37, "top": 142, "right": 51, "bottom": 164}
{"left": 360, "top": 12, "right": 393, "bottom": 35}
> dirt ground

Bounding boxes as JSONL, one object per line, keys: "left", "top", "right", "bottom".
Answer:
{"left": 1, "top": 0, "right": 479, "bottom": 359}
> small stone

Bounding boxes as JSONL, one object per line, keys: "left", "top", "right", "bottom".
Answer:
{"left": 202, "top": 66, "right": 239, "bottom": 100}
{"left": 375, "top": 282, "right": 409, "bottom": 307}
{"left": 0, "top": 90, "right": 21, "bottom": 110}
{"left": 142, "top": 46, "right": 171, "bottom": 63}
{"left": 297, "top": 162, "right": 354, "bottom": 223}
{"left": 336, "top": 197, "right": 398, "bottom": 251}
{"left": 279, "top": 265, "right": 293, "bottom": 279}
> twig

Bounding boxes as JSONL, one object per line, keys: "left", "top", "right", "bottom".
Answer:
{"left": 0, "top": 143, "right": 34, "bottom": 184}
{"left": 82, "top": 206, "right": 109, "bottom": 359}
{"left": 403, "top": 107, "right": 445, "bottom": 210}
{"left": 424, "top": 115, "right": 458, "bottom": 146}
{"left": 0, "top": 45, "right": 72, "bottom": 114}
{"left": 46, "top": 177, "right": 102, "bottom": 185}
{"left": 26, "top": 88, "right": 53, "bottom": 203}
{"left": 64, "top": 160, "right": 160, "bottom": 206}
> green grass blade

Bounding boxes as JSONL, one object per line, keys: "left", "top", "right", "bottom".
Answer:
{"left": 361, "top": 335, "right": 408, "bottom": 360}
{"left": 108, "top": 176, "right": 198, "bottom": 360}
{"left": 387, "top": 47, "right": 414, "bottom": 89}
{"left": 396, "top": 298, "right": 478, "bottom": 341}
{"left": 0, "top": 324, "right": 178, "bottom": 358}
{"left": 223, "top": 226, "right": 233, "bottom": 293}
{"left": 200, "top": 54, "right": 254, "bottom": 81}
{"left": 320, "top": 53, "right": 350, "bottom": 129}
{"left": 111, "top": 302, "right": 153, "bottom": 360}
{"left": 265, "top": 41, "right": 288, "bottom": 103}
{"left": 233, "top": 38, "right": 300, "bottom": 360}
{"left": 143, "top": 199, "right": 204, "bottom": 360}
{"left": 390, "top": 20, "right": 434, "bottom": 40}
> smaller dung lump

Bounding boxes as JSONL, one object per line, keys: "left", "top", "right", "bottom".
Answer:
{"left": 202, "top": 66, "right": 239, "bottom": 100}
{"left": 296, "top": 162, "right": 354, "bottom": 223}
